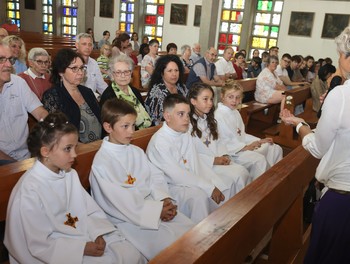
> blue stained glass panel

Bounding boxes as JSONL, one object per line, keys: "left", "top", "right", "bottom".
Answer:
{"left": 72, "top": 8, "right": 77, "bottom": 17}
{"left": 127, "top": 3, "right": 134, "bottom": 12}
{"left": 126, "top": 24, "right": 131, "bottom": 32}
{"left": 126, "top": 14, "right": 134, "bottom": 23}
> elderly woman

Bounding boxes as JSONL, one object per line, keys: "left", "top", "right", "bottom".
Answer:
{"left": 180, "top": 45, "right": 193, "bottom": 74}
{"left": 281, "top": 26, "right": 350, "bottom": 263}
{"left": 18, "top": 47, "right": 51, "bottom": 100}
{"left": 2, "top": 35, "right": 27, "bottom": 74}
{"left": 42, "top": 48, "right": 101, "bottom": 143}
{"left": 144, "top": 55, "right": 187, "bottom": 125}
{"left": 255, "top": 55, "right": 286, "bottom": 104}
{"left": 100, "top": 54, "right": 152, "bottom": 129}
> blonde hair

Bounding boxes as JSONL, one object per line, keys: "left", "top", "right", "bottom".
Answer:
{"left": 2, "top": 35, "right": 26, "bottom": 62}
{"left": 221, "top": 80, "right": 244, "bottom": 109}
{"left": 100, "top": 43, "right": 111, "bottom": 56}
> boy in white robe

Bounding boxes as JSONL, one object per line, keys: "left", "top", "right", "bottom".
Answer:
{"left": 4, "top": 112, "right": 145, "bottom": 264}
{"left": 215, "top": 81, "right": 283, "bottom": 179}
{"left": 146, "top": 94, "right": 237, "bottom": 224}
{"left": 90, "top": 99, "right": 194, "bottom": 260}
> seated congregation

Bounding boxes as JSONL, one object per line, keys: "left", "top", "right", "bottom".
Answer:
{"left": 0, "top": 26, "right": 342, "bottom": 263}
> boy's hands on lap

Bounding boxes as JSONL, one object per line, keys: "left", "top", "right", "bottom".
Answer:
{"left": 161, "top": 198, "right": 177, "bottom": 222}
{"left": 214, "top": 156, "right": 231, "bottom": 165}
{"left": 84, "top": 236, "right": 106, "bottom": 257}
{"left": 211, "top": 187, "right": 225, "bottom": 204}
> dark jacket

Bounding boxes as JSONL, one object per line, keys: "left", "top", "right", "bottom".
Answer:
{"left": 186, "top": 57, "right": 216, "bottom": 89}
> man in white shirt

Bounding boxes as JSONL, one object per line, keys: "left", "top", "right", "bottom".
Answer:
{"left": 0, "top": 42, "right": 48, "bottom": 164}
{"left": 276, "top": 53, "right": 309, "bottom": 86}
{"left": 189, "top": 43, "right": 201, "bottom": 63}
{"left": 75, "top": 33, "right": 107, "bottom": 96}
{"left": 215, "top": 46, "right": 237, "bottom": 80}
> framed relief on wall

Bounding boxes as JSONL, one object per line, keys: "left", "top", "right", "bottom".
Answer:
{"left": 288, "top": 12, "right": 314, "bottom": 37}
{"left": 100, "top": 0, "right": 114, "bottom": 18}
{"left": 194, "top": 5, "right": 202, "bottom": 27}
{"left": 170, "top": 4, "right": 188, "bottom": 25}
{"left": 321, "top": 13, "right": 350, "bottom": 38}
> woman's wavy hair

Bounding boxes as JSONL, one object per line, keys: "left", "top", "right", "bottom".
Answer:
{"left": 50, "top": 48, "right": 84, "bottom": 85}
{"left": 187, "top": 82, "right": 218, "bottom": 140}
{"left": 148, "top": 55, "right": 184, "bottom": 92}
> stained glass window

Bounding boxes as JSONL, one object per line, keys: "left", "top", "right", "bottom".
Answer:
{"left": 249, "top": 0, "right": 284, "bottom": 58}
{"left": 218, "top": 0, "right": 245, "bottom": 55}
{"left": 6, "top": 0, "right": 20, "bottom": 29}
{"left": 143, "top": 0, "right": 165, "bottom": 47}
{"left": 43, "top": 0, "right": 54, "bottom": 34}
{"left": 120, "top": 0, "right": 135, "bottom": 34}
{"left": 62, "top": 0, "right": 77, "bottom": 37}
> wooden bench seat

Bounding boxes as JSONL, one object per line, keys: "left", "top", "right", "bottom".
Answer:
{"left": 236, "top": 78, "right": 280, "bottom": 137}
{"left": 150, "top": 146, "right": 319, "bottom": 263}
{"left": 264, "top": 85, "right": 318, "bottom": 149}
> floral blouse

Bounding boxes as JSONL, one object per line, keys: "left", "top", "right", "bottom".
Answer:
{"left": 144, "top": 82, "right": 187, "bottom": 125}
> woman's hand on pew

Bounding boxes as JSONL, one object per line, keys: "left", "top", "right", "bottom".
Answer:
{"left": 84, "top": 236, "right": 106, "bottom": 256}
{"left": 211, "top": 187, "right": 225, "bottom": 204}
{"left": 161, "top": 198, "right": 177, "bottom": 222}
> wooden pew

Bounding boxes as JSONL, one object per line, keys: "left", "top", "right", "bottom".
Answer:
{"left": 0, "top": 125, "right": 161, "bottom": 263}
{"left": 264, "top": 85, "right": 318, "bottom": 149}
{"left": 150, "top": 146, "right": 319, "bottom": 263}
{"left": 237, "top": 78, "right": 280, "bottom": 136}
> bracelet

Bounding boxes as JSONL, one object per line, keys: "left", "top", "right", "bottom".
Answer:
{"left": 296, "top": 121, "right": 310, "bottom": 134}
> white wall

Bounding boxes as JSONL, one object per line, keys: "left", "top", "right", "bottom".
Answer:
{"left": 278, "top": 0, "right": 350, "bottom": 63}
{"left": 93, "top": 0, "right": 120, "bottom": 41}
{"left": 162, "top": 0, "right": 202, "bottom": 51}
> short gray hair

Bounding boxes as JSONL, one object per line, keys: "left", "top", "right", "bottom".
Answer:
{"left": 335, "top": 26, "right": 350, "bottom": 58}
{"left": 28, "top": 47, "right": 49, "bottom": 61}
{"left": 180, "top": 45, "right": 190, "bottom": 55}
{"left": 108, "top": 54, "right": 135, "bottom": 79}
{"left": 75, "top": 33, "right": 93, "bottom": 43}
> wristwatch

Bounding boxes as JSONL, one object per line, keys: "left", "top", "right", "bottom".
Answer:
{"left": 296, "top": 121, "right": 310, "bottom": 134}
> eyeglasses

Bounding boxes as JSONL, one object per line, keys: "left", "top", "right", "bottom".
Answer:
{"left": 0, "top": 56, "right": 16, "bottom": 65}
{"left": 113, "top": 70, "right": 132, "bottom": 77}
{"left": 67, "top": 66, "right": 87, "bottom": 73}
{"left": 34, "top": 60, "right": 50, "bottom": 66}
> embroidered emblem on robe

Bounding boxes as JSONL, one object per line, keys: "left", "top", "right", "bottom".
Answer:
{"left": 125, "top": 174, "right": 136, "bottom": 184}
{"left": 64, "top": 213, "right": 79, "bottom": 228}
{"left": 204, "top": 138, "right": 211, "bottom": 147}
{"left": 237, "top": 128, "right": 241, "bottom": 136}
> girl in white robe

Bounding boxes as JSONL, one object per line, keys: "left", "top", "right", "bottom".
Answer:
{"left": 188, "top": 83, "right": 252, "bottom": 192}
{"left": 90, "top": 99, "right": 194, "bottom": 260}
{"left": 146, "top": 94, "right": 237, "bottom": 223}
{"left": 214, "top": 81, "right": 283, "bottom": 180}
{"left": 4, "top": 112, "right": 145, "bottom": 264}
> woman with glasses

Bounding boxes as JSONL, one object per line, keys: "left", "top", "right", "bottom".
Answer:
{"left": 100, "top": 54, "right": 152, "bottom": 130}
{"left": 2, "top": 35, "right": 27, "bottom": 74}
{"left": 144, "top": 55, "right": 187, "bottom": 125}
{"left": 42, "top": 48, "right": 102, "bottom": 143}
{"left": 18, "top": 47, "right": 51, "bottom": 100}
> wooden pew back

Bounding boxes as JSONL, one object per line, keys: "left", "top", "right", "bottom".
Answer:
{"left": 150, "top": 146, "right": 319, "bottom": 263}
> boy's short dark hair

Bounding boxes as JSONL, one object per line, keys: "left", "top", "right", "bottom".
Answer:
{"left": 149, "top": 39, "right": 160, "bottom": 47}
{"left": 101, "top": 98, "right": 137, "bottom": 127}
{"left": 166, "top": 43, "right": 178, "bottom": 53}
{"left": 291, "top": 55, "right": 302, "bottom": 63}
{"left": 163, "top": 94, "right": 188, "bottom": 112}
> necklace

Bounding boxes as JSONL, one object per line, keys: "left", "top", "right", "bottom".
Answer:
{"left": 116, "top": 148, "right": 137, "bottom": 185}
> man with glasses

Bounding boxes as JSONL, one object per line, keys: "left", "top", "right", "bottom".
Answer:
{"left": 0, "top": 42, "right": 48, "bottom": 165}
{"left": 186, "top": 47, "right": 224, "bottom": 89}
{"left": 75, "top": 33, "right": 107, "bottom": 97}
{"left": 276, "top": 53, "right": 309, "bottom": 87}
{"left": 18, "top": 48, "right": 51, "bottom": 100}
